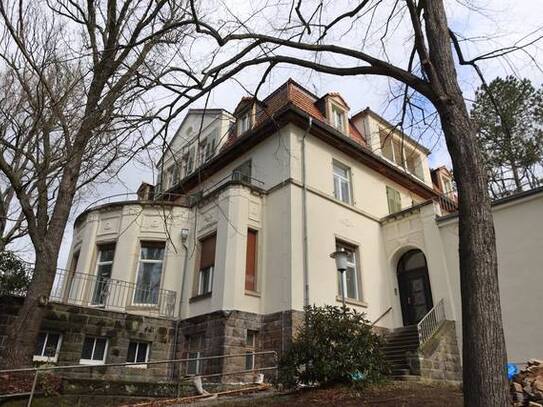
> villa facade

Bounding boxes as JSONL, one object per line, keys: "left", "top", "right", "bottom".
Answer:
{"left": 30, "top": 79, "right": 542, "bottom": 380}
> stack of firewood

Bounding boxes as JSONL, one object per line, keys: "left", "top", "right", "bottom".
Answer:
{"left": 511, "top": 359, "right": 543, "bottom": 406}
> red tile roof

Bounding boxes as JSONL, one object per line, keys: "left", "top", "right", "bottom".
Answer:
{"left": 222, "top": 79, "right": 368, "bottom": 150}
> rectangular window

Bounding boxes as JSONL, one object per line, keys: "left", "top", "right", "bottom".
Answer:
{"left": 186, "top": 334, "right": 204, "bottom": 375}
{"left": 34, "top": 332, "right": 62, "bottom": 362}
{"left": 336, "top": 242, "right": 360, "bottom": 301}
{"left": 127, "top": 341, "right": 150, "bottom": 367}
{"left": 333, "top": 161, "right": 352, "bottom": 204}
{"left": 245, "top": 330, "right": 257, "bottom": 370}
{"left": 386, "top": 186, "right": 402, "bottom": 214}
{"left": 165, "top": 165, "right": 179, "bottom": 189}
{"left": 238, "top": 113, "right": 251, "bottom": 134}
{"left": 380, "top": 130, "right": 394, "bottom": 162}
{"left": 80, "top": 336, "right": 108, "bottom": 365}
{"left": 332, "top": 106, "right": 345, "bottom": 132}
{"left": 198, "top": 235, "right": 216, "bottom": 296}
{"left": 91, "top": 244, "right": 115, "bottom": 306}
{"left": 134, "top": 242, "right": 165, "bottom": 305}
{"left": 245, "top": 229, "right": 258, "bottom": 291}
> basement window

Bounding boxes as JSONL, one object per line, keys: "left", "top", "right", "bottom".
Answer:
{"left": 127, "top": 341, "right": 150, "bottom": 368}
{"left": 186, "top": 334, "right": 204, "bottom": 375}
{"left": 33, "top": 332, "right": 62, "bottom": 363}
{"left": 80, "top": 336, "right": 108, "bottom": 365}
{"left": 245, "top": 330, "right": 257, "bottom": 370}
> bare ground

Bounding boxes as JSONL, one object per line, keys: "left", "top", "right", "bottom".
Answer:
{"left": 208, "top": 381, "right": 464, "bottom": 407}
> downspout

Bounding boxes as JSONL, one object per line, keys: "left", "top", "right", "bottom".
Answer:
{"left": 301, "top": 116, "right": 313, "bottom": 307}
{"left": 171, "top": 237, "right": 190, "bottom": 379}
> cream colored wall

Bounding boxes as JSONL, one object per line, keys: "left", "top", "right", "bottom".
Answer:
{"left": 67, "top": 204, "right": 191, "bottom": 316}
{"left": 289, "top": 125, "right": 427, "bottom": 219}
{"left": 438, "top": 192, "right": 543, "bottom": 363}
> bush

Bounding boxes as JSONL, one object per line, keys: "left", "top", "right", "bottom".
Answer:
{"left": 278, "top": 305, "right": 387, "bottom": 387}
{"left": 0, "top": 250, "right": 32, "bottom": 296}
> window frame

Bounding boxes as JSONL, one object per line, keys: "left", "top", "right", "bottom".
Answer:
{"left": 186, "top": 334, "right": 204, "bottom": 375}
{"left": 197, "top": 234, "right": 216, "bottom": 297}
{"left": 332, "top": 160, "right": 353, "bottom": 204}
{"left": 335, "top": 241, "right": 361, "bottom": 301}
{"left": 245, "top": 229, "right": 258, "bottom": 292}
{"left": 386, "top": 185, "right": 402, "bottom": 214}
{"left": 33, "top": 332, "right": 63, "bottom": 363}
{"left": 91, "top": 243, "right": 116, "bottom": 306}
{"left": 126, "top": 341, "right": 150, "bottom": 368}
{"left": 238, "top": 112, "right": 251, "bottom": 134}
{"left": 245, "top": 330, "right": 257, "bottom": 371}
{"left": 79, "top": 336, "right": 108, "bottom": 366}
{"left": 133, "top": 241, "right": 166, "bottom": 306}
{"left": 331, "top": 104, "right": 346, "bottom": 132}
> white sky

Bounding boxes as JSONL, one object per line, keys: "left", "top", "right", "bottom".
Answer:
{"left": 31, "top": 0, "right": 542, "bottom": 268}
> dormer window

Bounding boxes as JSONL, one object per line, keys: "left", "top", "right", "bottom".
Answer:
{"left": 332, "top": 105, "right": 346, "bottom": 132}
{"left": 238, "top": 112, "right": 251, "bottom": 135}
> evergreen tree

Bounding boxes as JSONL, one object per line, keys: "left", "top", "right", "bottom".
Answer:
{"left": 471, "top": 76, "right": 543, "bottom": 198}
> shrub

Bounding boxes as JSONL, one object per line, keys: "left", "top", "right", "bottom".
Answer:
{"left": 278, "top": 305, "right": 387, "bottom": 387}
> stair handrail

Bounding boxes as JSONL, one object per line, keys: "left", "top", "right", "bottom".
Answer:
{"left": 417, "top": 298, "right": 446, "bottom": 346}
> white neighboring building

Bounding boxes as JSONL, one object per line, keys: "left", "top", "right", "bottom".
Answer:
{"left": 57, "top": 79, "right": 542, "bottom": 379}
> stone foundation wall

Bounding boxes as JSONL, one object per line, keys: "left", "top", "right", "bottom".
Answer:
{"left": 0, "top": 295, "right": 176, "bottom": 381}
{"left": 1, "top": 295, "right": 305, "bottom": 384}
{"left": 176, "top": 309, "right": 304, "bottom": 382}
{"left": 407, "top": 320, "right": 462, "bottom": 383}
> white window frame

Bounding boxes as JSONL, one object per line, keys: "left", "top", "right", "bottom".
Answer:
{"left": 133, "top": 242, "right": 165, "bottom": 306}
{"left": 245, "top": 330, "right": 257, "bottom": 370}
{"left": 186, "top": 335, "right": 203, "bottom": 375}
{"left": 33, "top": 332, "right": 62, "bottom": 363}
{"left": 127, "top": 341, "right": 150, "bottom": 369}
{"left": 333, "top": 161, "right": 352, "bottom": 204}
{"left": 91, "top": 244, "right": 115, "bottom": 306}
{"left": 336, "top": 242, "right": 360, "bottom": 301}
{"left": 331, "top": 105, "right": 346, "bottom": 132}
{"left": 79, "top": 337, "right": 108, "bottom": 366}
{"left": 238, "top": 113, "right": 251, "bottom": 134}
{"left": 198, "top": 266, "right": 214, "bottom": 296}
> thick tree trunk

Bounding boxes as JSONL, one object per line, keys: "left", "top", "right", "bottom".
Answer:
{"left": 0, "top": 249, "right": 58, "bottom": 369}
{"left": 423, "top": 1, "right": 510, "bottom": 406}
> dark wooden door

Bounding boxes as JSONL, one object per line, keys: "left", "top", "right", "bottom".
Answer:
{"left": 397, "top": 250, "right": 433, "bottom": 326}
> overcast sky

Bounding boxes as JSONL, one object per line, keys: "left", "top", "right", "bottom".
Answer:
{"left": 45, "top": 0, "right": 543, "bottom": 268}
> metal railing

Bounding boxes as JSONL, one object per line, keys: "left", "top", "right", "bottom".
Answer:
{"left": 417, "top": 298, "right": 446, "bottom": 346}
{"left": 49, "top": 270, "right": 177, "bottom": 318}
{"left": 202, "top": 171, "right": 265, "bottom": 197}
{"left": 0, "top": 351, "right": 278, "bottom": 407}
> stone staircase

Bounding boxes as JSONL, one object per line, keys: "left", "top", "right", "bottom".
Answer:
{"left": 383, "top": 325, "right": 420, "bottom": 378}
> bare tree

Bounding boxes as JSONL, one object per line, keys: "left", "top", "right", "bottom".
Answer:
{"left": 0, "top": 0, "right": 202, "bottom": 368}
{"left": 176, "top": 1, "right": 542, "bottom": 405}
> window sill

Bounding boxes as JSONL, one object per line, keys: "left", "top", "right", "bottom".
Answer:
{"left": 244, "top": 290, "right": 261, "bottom": 298}
{"left": 127, "top": 363, "right": 148, "bottom": 369}
{"left": 189, "top": 292, "right": 212, "bottom": 303}
{"left": 79, "top": 359, "right": 106, "bottom": 366}
{"left": 336, "top": 296, "right": 368, "bottom": 308}
{"left": 33, "top": 356, "right": 58, "bottom": 363}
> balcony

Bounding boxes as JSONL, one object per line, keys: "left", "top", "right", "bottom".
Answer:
{"left": 49, "top": 270, "right": 177, "bottom": 318}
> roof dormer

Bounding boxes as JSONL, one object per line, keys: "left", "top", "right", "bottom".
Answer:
{"left": 233, "top": 97, "right": 256, "bottom": 136}
{"left": 319, "top": 93, "right": 350, "bottom": 134}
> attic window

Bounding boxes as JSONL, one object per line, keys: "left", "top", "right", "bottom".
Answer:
{"left": 331, "top": 105, "right": 346, "bottom": 132}
{"left": 238, "top": 113, "right": 251, "bottom": 134}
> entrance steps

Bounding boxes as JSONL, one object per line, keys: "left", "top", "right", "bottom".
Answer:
{"left": 382, "top": 325, "right": 419, "bottom": 377}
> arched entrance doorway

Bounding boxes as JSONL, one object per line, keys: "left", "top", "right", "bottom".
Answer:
{"left": 397, "top": 249, "right": 433, "bottom": 326}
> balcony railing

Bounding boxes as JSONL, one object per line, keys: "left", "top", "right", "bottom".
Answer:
{"left": 49, "top": 270, "right": 177, "bottom": 318}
